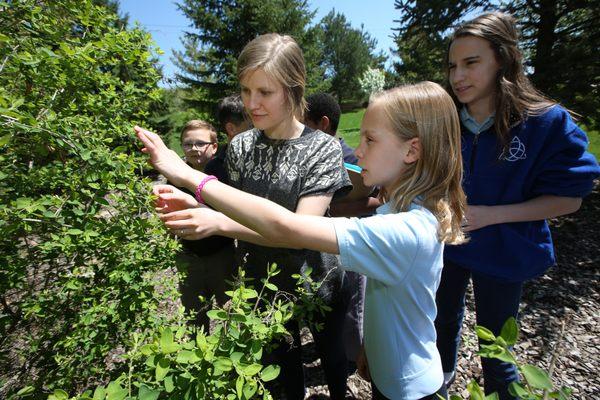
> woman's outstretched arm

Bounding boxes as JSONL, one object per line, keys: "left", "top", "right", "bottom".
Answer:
{"left": 136, "top": 126, "right": 340, "bottom": 254}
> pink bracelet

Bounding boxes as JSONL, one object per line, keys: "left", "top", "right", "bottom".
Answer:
{"left": 195, "top": 175, "right": 218, "bottom": 205}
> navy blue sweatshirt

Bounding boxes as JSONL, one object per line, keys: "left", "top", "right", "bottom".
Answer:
{"left": 445, "top": 105, "right": 600, "bottom": 281}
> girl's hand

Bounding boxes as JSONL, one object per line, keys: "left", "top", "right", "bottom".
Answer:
{"left": 135, "top": 126, "right": 196, "bottom": 187}
{"left": 462, "top": 205, "right": 496, "bottom": 232}
{"left": 356, "top": 345, "right": 371, "bottom": 382}
{"left": 159, "top": 207, "right": 223, "bottom": 240}
{"left": 153, "top": 184, "right": 199, "bottom": 213}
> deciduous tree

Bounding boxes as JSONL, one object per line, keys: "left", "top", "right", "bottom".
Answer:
{"left": 318, "top": 10, "right": 386, "bottom": 103}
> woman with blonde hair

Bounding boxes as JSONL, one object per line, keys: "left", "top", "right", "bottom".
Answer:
{"left": 140, "top": 33, "right": 353, "bottom": 399}
{"left": 137, "top": 80, "right": 466, "bottom": 399}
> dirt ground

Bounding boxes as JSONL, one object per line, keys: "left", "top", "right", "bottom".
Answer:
{"left": 303, "top": 182, "right": 600, "bottom": 399}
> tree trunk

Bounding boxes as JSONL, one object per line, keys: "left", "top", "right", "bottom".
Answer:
{"left": 531, "top": 0, "right": 559, "bottom": 92}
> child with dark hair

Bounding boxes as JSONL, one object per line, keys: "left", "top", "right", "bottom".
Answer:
{"left": 305, "top": 92, "right": 357, "bottom": 164}
{"left": 204, "top": 95, "right": 251, "bottom": 185}
{"left": 216, "top": 94, "right": 251, "bottom": 141}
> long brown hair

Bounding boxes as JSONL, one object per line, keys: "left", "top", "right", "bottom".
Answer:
{"left": 447, "top": 12, "right": 555, "bottom": 149}
{"left": 372, "top": 82, "right": 466, "bottom": 244}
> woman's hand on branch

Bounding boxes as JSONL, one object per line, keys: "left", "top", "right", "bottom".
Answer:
{"left": 159, "top": 207, "right": 223, "bottom": 240}
{"left": 135, "top": 125, "right": 196, "bottom": 187}
{"left": 153, "top": 184, "right": 199, "bottom": 214}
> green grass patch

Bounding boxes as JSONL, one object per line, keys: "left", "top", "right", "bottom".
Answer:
{"left": 585, "top": 128, "right": 600, "bottom": 161}
{"left": 337, "top": 108, "right": 365, "bottom": 148}
{"left": 336, "top": 110, "right": 600, "bottom": 162}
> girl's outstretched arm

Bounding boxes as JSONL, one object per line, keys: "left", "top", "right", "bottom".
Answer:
{"left": 136, "top": 126, "right": 340, "bottom": 254}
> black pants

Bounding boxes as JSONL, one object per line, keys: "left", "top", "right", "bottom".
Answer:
{"left": 435, "top": 260, "right": 522, "bottom": 400}
{"left": 265, "top": 297, "right": 350, "bottom": 400}
{"left": 372, "top": 383, "right": 448, "bottom": 400}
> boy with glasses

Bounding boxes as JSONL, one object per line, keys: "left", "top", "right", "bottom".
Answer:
{"left": 180, "top": 120, "right": 218, "bottom": 172}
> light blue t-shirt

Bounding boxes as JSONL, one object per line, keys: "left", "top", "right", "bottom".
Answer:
{"left": 333, "top": 202, "right": 444, "bottom": 399}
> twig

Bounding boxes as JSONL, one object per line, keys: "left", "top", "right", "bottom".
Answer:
{"left": 0, "top": 44, "right": 19, "bottom": 74}
{"left": 543, "top": 312, "right": 571, "bottom": 400}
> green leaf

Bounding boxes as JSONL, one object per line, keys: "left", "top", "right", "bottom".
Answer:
{"left": 508, "top": 382, "right": 530, "bottom": 398}
{"left": 40, "top": 47, "right": 58, "bottom": 58}
{"left": 155, "top": 357, "right": 170, "bottom": 381}
{"left": 500, "top": 317, "right": 518, "bottom": 345}
{"left": 242, "top": 363, "right": 263, "bottom": 376}
{"left": 0, "top": 134, "right": 10, "bottom": 147}
{"left": 48, "top": 389, "right": 69, "bottom": 400}
{"left": 467, "top": 380, "right": 485, "bottom": 400}
{"left": 16, "top": 386, "right": 35, "bottom": 395}
{"left": 176, "top": 350, "right": 200, "bottom": 364}
{"left": 207, "top": 310, "right": 228, "bottom": 320}
{"left": 138, "top": 384, "right": 161, "bottom": 400}
{"left": 484, "top": 392, "right": 500, "bottom": 400}
{"left": 521, "top": 364, "right": 553, "bottom": 390}
{"left": 160, "top": 327, "right": 180, "bottom": 354}
{"left": 243, "top": 381, "right": 258, "bottom": 399}
{"left": 140, "top": 344, "right": 155, "bottom": 356}
{"left": 475, "top": 325, "right": 496, "bottom": 342}
{"left": 230, "top": 352, "right": 244, "bottom": 364}
{"left": 164, "top": 375, "right": 175, "bottom": 393}
{"left": 241, "top": 288, "right": 258, "bottom": 299}
{"left": 106, "top": 381, "right": 127, "bottom": 400}
{"left": 92, "top": 386, "right": 106, "bottom": 400}
{"left": 259, "top": 365, "right": 280, "bottom": 382}
{"left": 236, "top": 376, "right": 244, "bottom": 399}
{"left": 213, "top": 357, "right": 233, "bottom": 372}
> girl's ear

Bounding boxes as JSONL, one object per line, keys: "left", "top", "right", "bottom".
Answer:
{"left": 404, "top": 137, "right": 421, "bottom": 164}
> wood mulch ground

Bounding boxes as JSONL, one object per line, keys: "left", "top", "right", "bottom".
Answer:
{"left": 303, "top": 182, "right": 600, "bottom": 399}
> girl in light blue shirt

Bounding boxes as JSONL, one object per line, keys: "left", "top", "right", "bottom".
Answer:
{"left": 136, "top": 81, "right": 467, "bottom": 400}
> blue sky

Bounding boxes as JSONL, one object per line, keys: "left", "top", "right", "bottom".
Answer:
{"left": 119, "top": 0, "right": 398, "bottom": 86}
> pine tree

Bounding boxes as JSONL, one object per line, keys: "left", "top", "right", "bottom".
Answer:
{"left": 390, "top": 0, "right": 491, "bottom": 84}
{"left": 505, "top": 0, "right": 600, "bottom": 123}
{"left": 173, "top": 0, "right": 326, "bottom": 108}
{"left": 318, "top": 10, "right": 386, "bottom": 103}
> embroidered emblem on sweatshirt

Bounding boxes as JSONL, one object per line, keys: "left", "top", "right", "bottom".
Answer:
{"left": 500, "top": 136, "right": 526, "bottom": 162}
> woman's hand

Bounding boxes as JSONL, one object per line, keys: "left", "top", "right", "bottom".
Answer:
{"left": 462, "top": 205, "right": 495, "bottom": 232}
{"left": 153, "top": 184, "right": 199, "bottom": 213}
{"left": 356, "top": 344, "right": 371, "bottom": 382}
{"left": 159, "top": 207, "right": 224, "bottom": 240}
{"left": 135, "top": 126, "right": 197, "bottom": 187}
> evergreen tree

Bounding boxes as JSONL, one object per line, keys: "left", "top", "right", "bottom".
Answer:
{"left": 390, "top": 0, "right": 491, "bottom": 84}
{"left": 173, "top": 0, "right": 326, "bottom": 107}
{"left": 504, "top": 0, "right": 600, "bottom": 123}
{"left": 391, "top": 0, "right": 599, "bottom": 123}
{"left": 318, "top": 10, "right": 386, "bottom": 103}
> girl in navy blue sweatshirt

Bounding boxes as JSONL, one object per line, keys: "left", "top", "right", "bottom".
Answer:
{"left": 436, "top": 12, "right": 600, "bottom": 400}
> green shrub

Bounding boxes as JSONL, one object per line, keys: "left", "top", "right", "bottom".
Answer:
{"left": 451, "top": 318, "right": 572, "bottom": 400}
{"left": 0, "top": 0, "right": 181, "bottom": 395}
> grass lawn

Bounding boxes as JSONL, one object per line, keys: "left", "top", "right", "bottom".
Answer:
{"left": 337, "top": 110, "right": 600, "bottom": 162}
{"left": 337, "top": 108, "right": 365, "bottom": 148}
{"left": 585, "top": 128, "right": 600, "bottom": 161}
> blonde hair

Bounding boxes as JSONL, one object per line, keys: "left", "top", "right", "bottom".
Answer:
{"left": 237, "top": 33, "right": 307, "bottom": 119}
{"left": 180, "top": 119, "right": 218, "bottom": 143}
{"left": 447, "top": 12, "right": 556, "bottom": 150}
{"left": 371, "top": 82, "right": 466, "bottom": 244}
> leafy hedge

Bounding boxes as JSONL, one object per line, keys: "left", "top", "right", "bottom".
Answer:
{"left": 0, "top": 0, "right": 182, "bottom": 395}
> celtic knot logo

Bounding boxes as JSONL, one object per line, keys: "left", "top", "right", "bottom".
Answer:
{"left": 500, "top": 136, "right": 527, "bottom": 162}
